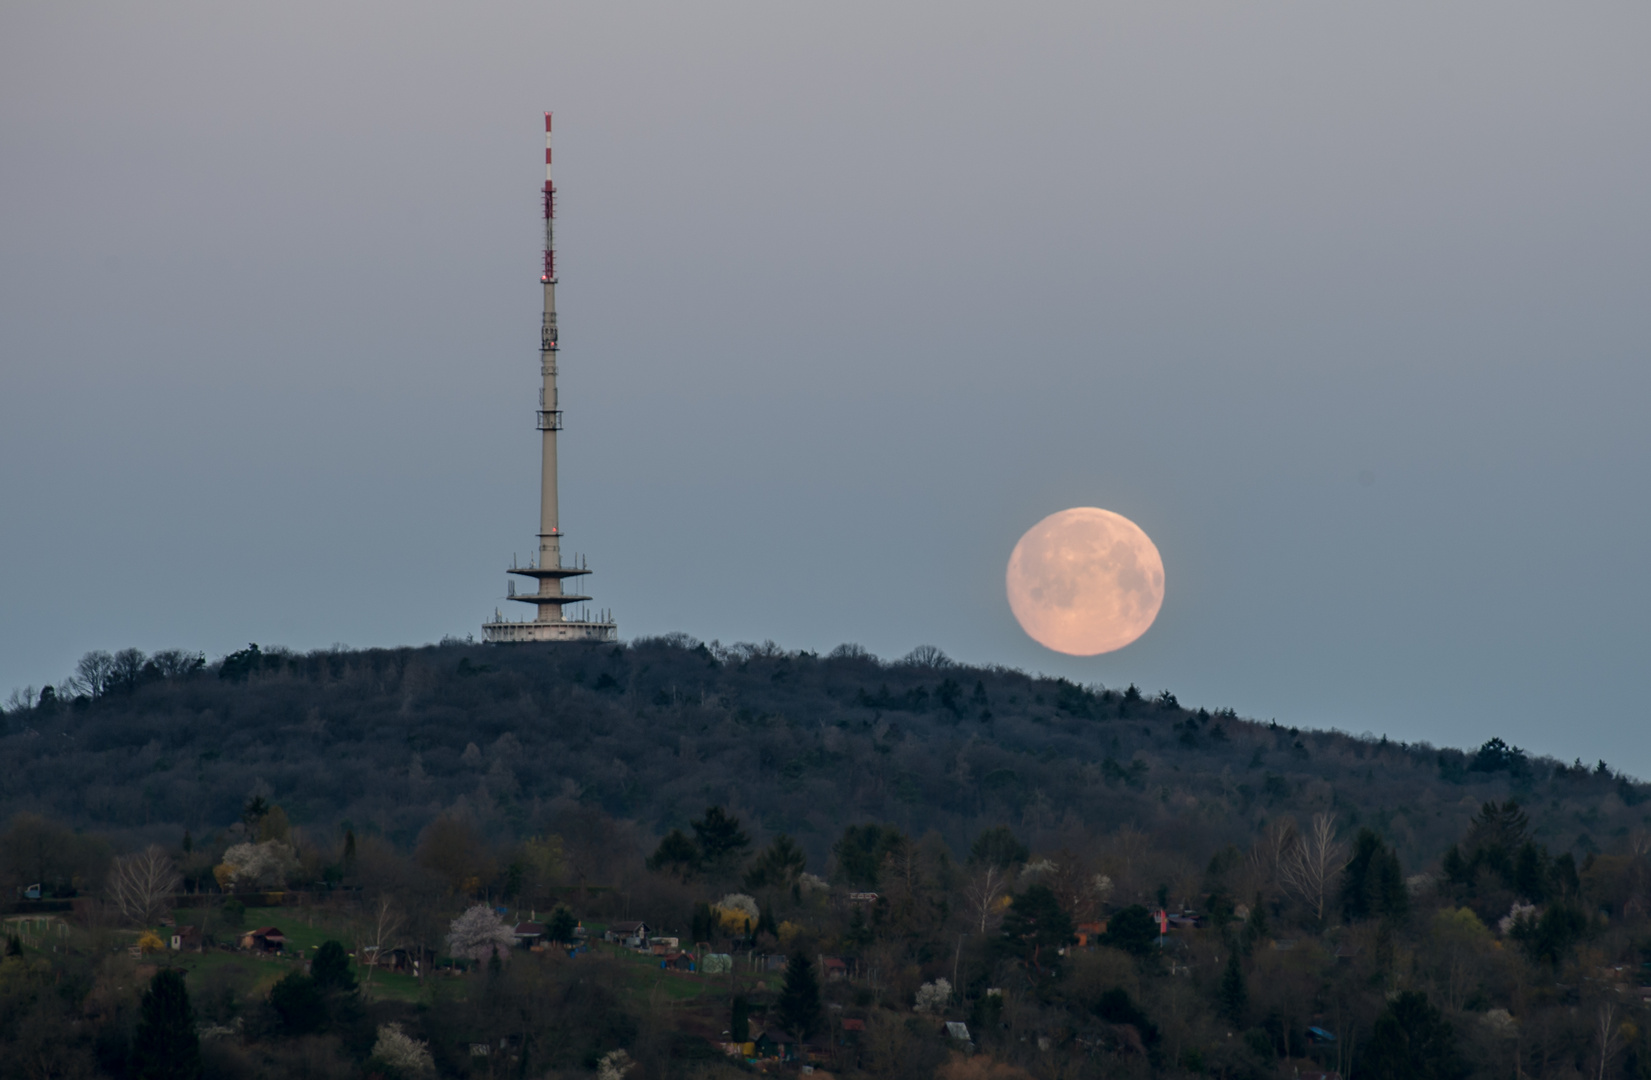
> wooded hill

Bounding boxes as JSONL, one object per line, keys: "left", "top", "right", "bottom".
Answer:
{"left": 9, "top": 637, "right": 1651, "bottom": 1079}
{"left": 2, "top": 634, "right": 1644, "bottom": 885}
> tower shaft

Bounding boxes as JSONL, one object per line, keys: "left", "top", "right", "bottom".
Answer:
{"left": 482, "top": 112, "right": 615, "bottom": 644}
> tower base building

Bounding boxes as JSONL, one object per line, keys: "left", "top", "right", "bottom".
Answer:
{"left": 482, "top": 113, "right": 617, "bottom": 645}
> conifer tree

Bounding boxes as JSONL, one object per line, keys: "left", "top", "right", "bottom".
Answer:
{"left": 1218, "top": 951, "right": 1247, "bottom": 1023}
{"left": 776, "top": 952, "right": 821, "bottom": 1041}
{"left": 311, "top": 940, "right": 357, "bottom": 992}
{"left": 133, "top": 969, "right": 202, "bottom": 1080}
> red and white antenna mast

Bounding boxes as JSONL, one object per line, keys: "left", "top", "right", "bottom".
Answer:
{"left": 542, "top": 112, "right": 556, "bottom": 282}
{"left": 482, "top": 111, "right": 616, "bottom": 643}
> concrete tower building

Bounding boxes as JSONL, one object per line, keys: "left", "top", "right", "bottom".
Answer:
{"left": 483, "top": 114, "right": 617, "bottom": 644}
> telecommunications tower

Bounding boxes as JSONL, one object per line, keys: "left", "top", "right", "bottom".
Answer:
{"left": 482, "top": 113, "right": 617, "bottom": 643}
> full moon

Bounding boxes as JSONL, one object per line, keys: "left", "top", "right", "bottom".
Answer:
{"left": 1006, "top": 507, "right": 1165, "bottom": 656}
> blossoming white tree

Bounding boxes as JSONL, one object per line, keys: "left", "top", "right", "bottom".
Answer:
{"left": 446, "top": 904, "right": 515, "bottom": 962}
{"left": 372, "top": 1023, "right": 435, "bottom": 1076}
{"left": 914, "top": 979, "right": 952, "bottom": 1013}
{"left": 216, "top": 840, "right": 298, "bottom": 890}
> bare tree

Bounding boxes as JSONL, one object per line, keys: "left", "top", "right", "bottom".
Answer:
{"left": 109, "top": 648, "right": 147, "bottom": 692}
{"left": 108, "top": 846, "right": 180, "bottom": 927}
{"left": 3, "top": 686, "right": 37, "bottom": 712}
{"left": 965, "top": 864, "right": 1008, "bottom": 935}
{"left": 360, "top": 894, "right": 406, "bottom": 991}
{"left": 149, "top": 649, "right": 205, "bottom": 678}
{"left": 900, "top": 645, "right": 951, "bottom": 669}
{"left": 1278, "top": 813, "right": 1348, "bottom": 924}
{"left": 71, "top": 650, "right": 116, "bottom": 699}
{"left": 1596, "top": 1001, "right": 1621, "bottom": 1080}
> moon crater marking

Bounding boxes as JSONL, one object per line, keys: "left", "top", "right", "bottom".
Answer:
{"left": 1006, "top": 507, "right": 1165, "bottom": 656}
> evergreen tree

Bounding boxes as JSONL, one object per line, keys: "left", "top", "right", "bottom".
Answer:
{"left": 1002, "top": 884, "right": 1078, "bottom": 970}
{"left": 775, "top": 952, "right": 821, "bottom": 1041}
{"left": 690, "top": 902, "right": 716, "bottom": 945}
{"left": 1346, "top": 829, "right": 1410, "bottom": 922}
{"left": 1218, "top": 951, "right": 1247, "bottom": 1023}
{"left": 1362, "top": 991, "right": 1466, "bottom": 1080}
{"left": 1441, "top": 845, "right": 1469, "bottom": 885}
{"left": 547, "top": 905, "right": 577, "bottom": 944}
{"left": 968, "top": 826, "right": 1030, "bottom": 870}
{"left": 744, "top": 834, "right": 807, "bottom": 891}
{"left": 269, "top": 970, "right": 325, "bottom": 1034}
{"left": 133, "top": 968, "right": 202, "bottom": 1080}
{"left": 1552, "top": 852, "right": 1580, "bottom": 897}
{"left": 1513, "top": 841, "right": 1548, "bottom": 902}
{"left": 731, "top": 995, "right": 751, "bottom": 1042}
{"left": 755, "top": 904, "right": 778, "bottom": 942}
{"left": 691, "top": 806, "right": 751, "bottom": 872}
{"left": 311, "top": 940, "right": 356, "bottom": 992}
{"left": 646, "top": 829, "right": 701, "bottom": 878}
{"left": 1100, "top": 904, "right": 1158, "bottom": 958}
{"left": 1241, "top": 896, "right": 1268, "bottom": 952}
{"left": 832, "top": 824, "right": 906, "bottom": 888}
{"left": 1092, "top": 988, "right": 1160, "bottom": 1048}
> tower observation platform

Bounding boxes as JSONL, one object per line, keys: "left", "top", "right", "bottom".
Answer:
{"left": 483, "top": 113, "right": 617, "bottom": 645}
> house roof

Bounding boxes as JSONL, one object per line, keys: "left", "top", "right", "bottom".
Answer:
{"left": 250, "top": 926, "right": 284, "bottom": 938}
{"left": 822, "top": 957, "right": 847, "bottom": 968}
{"left": 840, "top": 1019, "right": 866, "bottom": 1031}
{"left": 514, "top": 922, "right": 545, "bottom": 935}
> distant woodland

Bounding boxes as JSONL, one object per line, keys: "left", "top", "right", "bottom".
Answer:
{"left": 5, "top": 635, "right": 1651, "bottom": 1079}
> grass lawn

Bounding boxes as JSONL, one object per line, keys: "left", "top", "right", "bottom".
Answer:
{"left": 591, "top": 941, "right": 735, "bottom": 1003}
{"left": 131, "top": 908, "right": 739, "bottom": 1009}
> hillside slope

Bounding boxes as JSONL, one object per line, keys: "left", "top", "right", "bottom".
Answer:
{"left": 3, "top": 635, "right": 1642, "bottom": 875}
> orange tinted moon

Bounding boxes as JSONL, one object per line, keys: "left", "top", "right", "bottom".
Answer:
{"left": 1006, "top": 507, "right": 1165, "bottom": 655}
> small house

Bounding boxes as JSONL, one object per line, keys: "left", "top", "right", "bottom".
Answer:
{"left": 603, "top": 921, "right": 648, "bottom": 947}
{"left": 821, "top": 956, "right": 849, "bottom": 981}
{"left": 513, "top": 921, "right": 545, "bottom": 947}
{"left": 659, "top": 951, "right": 695, "bottom": 972}
{"left": 751, "top": 1027, "right": 795, "bottom": 1061}
{"left": 169, "top": 926, "right": 203, "bottom": 952}
{"left": 241, "top": 926, "right": 286, "bottom": 953}
{"left": 1074, "top": 921, "right": 1107, "bottom": 947}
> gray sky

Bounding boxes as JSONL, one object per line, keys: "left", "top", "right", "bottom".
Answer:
{"left": 3, "top": 2, "right": 1648, "bottom": 772}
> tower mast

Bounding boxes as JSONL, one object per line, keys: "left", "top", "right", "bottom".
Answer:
{"left": 483, "top": 113, "right": 617, "bottom": 644}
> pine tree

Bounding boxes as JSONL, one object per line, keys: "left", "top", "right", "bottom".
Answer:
{"left": 133, "top": 969, "right": 202, "bottom": 1080}
{"left": 1241, "top": 895, "right": 1268, "bottom": 952}
{"left": 547, "top": 905, "right": 577, "bottom": 944}
{"left": 1218, "top": 951, "right": 1247, "bottom": 1023}
{"left": 647, "top": 829, "right": 702, "bottom": 878}
{"left": 776, "top": 951, "right": 822, "bottom": 1041}
{"left": 311, "top": 940, "right": 357, "bottom": 992}
{"left": 1004, "top": 885, "right": 1079, "bottom": 969}
{"left": 1361, "top": 991, "right": 1466, "bottom": 1080}
{"left": 691, "top": 806, "right": 752, "bottom": 872}
{"left": 731, "top": 995, "right": 751, "bottom": 1042}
